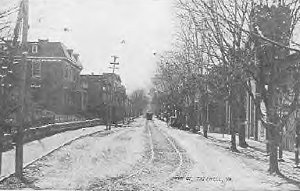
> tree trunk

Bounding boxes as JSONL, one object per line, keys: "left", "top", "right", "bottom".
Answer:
{"left": 267, "top": 124, "right": 280, "bottom": 174}
{"left": 204, "top": 122, "right": 208, "bottom": 138}
{"left": 254, "top": 105, "right": 259, "bottom": 141}
{"left": 238, "top": 119, "right": 248, "bottom": 148}
{"left": 230, "top": 123, "right": 237, "bottom": 151}
{"left": 230, "top": 105, "right": 238, "bottom": 152}
{"left": 269, "top": 140, "right": 280, "bottom": 174}
{"left": 203, "top": 102, "right": 209, "bottom": 138}
{"left": 278, "top": 143, "right": 284, "bottom": 162}
{"left": 278, "top": 131, "right": 284, "bottom": 162}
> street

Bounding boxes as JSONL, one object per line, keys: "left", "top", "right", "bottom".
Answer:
{"left": 0, "top": 118, "right": 299, "bottom": 191}
{"left": 2, "top": 1, "right": 300, "bottom": 190}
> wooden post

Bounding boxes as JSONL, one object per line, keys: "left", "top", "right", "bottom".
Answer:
{"left": 295, "top": 120, "right": 300, "bottom": 168}
{"left": 15, "top": 0, "right": 29, "bottom": 178}
{"left": 0, "top": 76, "right": 4, "bottom": 175}
{"left": 109, "top": 56, "right": 119, "bottom": 130}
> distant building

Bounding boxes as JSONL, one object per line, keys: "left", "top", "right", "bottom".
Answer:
{"left": 81, "top": 73, "right": 126, "bottom": 121}
{"left": 102, "top": 73, "right": 127, "bottom": 122}
{"left": 80, "top": 74, "right": 107, "bottom": 118}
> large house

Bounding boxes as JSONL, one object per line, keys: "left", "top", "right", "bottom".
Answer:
{"left": 24, "top": 39, "right": 86, "bottom": 115}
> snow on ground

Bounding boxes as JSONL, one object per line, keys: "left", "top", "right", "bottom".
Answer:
{"left": 207, "top": 133, "right": 300, "bottom": 184}
{"left": 2, "top": 117, "right": 300, "bottom": 190}
{"left": 102, "top": 120, "right": 193, "bottom": 191}
{"left": 155, "top": 119, "right": 300, "bottom": 191}
{"left": 0, "top": 125, "right": 105, "bottom": 181}
{"left": 18, "top": 119, "right": 147, "bottom": 190}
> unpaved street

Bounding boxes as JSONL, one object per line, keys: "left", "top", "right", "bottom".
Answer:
{"left": 1, "top": 118, "right": 300, "bottom": 190}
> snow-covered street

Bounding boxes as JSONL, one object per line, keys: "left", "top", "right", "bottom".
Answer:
{"left": 1, "top": 118, "right": 300, "bottom": 190}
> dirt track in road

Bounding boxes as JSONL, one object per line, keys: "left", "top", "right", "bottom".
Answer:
{"left": 88, "top": 120, "right": 193, "bottom": 191}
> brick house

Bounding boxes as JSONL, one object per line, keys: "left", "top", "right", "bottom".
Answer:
{"left": 80, "top": 74, "right": 107, "bottom": 119}
{"left": 24, "top": 39, "right": 87, "bottom": 115}
{"left": 102, "top": 73, "right": 127, "bottom": 122}
{"left": 81, "top": 73, "right": 126, "bottom": 121}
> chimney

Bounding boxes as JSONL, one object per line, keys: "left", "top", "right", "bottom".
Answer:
{"left": 73, "top": 53, "right": 79, "bottom": 61}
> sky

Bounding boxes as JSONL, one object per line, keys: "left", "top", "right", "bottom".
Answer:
{"left": 22, "top": 0, "right": 176, "bottom": 93}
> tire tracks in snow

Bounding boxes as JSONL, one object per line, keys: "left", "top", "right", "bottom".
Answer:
{"left": 114, "top": 120, "right": 155, "bottom": 182}
{"left": 108, "top": 120, "right": 188, "bottom": 191}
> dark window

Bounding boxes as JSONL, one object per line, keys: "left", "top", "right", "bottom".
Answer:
{"left": 32, "top": 44, "right": 38, "bottom": 54}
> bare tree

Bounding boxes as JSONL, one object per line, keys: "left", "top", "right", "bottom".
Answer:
{"left": 0, "top": 2, "right": 19, "bottom": 175}
{"left": 175, "top": 0, "right": 300, "bottom": 174}
{"left": 130, "top": 89, "right": 149, "bottom": 117}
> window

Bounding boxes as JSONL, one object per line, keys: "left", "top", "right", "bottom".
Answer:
{"left": 64, "top": 67, "right": 69, "bottom": 79}
{"left": 64, "top": 93, "right": 68, "bottom": 105}
{"left": 32, "top": 44, "right": 38, "bottom": 54}
{"left": 32, "top": 60, "right": 41, "bottom": 78}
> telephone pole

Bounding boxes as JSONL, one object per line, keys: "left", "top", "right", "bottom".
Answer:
{"left": 108, "top": 56, "right": 119, "bottom": 129}
{"left": 110, "top": 55, "right": 119, "bottom": 73}
{"left": 15, "top": 0, "right": 29, "bottom": 178}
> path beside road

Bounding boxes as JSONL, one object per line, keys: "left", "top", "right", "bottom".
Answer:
{"left": 0, "top": 125, "right": 106, "bottom": 181}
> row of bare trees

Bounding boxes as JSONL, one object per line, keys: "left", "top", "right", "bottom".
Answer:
{"left": 129, "top": 89, "right": 149, "bottom": 117}
{"left": 152, "top": 0, "right": 300, "bottom": 175}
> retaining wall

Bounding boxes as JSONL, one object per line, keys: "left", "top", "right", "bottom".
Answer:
{"left": 2, "top": 119, "right": 103, "bottom": 152}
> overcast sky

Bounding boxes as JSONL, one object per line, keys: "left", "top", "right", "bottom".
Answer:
{"left": 24, "top": 0, "right": 176, "bottom": 93}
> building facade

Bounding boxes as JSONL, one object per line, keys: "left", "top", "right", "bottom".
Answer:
{"left": 81, "top": 73, "right": 126, "bottom": 122}
{"left": 24, "top": 39, "right": 86, "bottom": 115}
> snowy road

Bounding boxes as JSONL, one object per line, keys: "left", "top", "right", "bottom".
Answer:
{"left": 1, "top": 118, "right": 300, "bottom": 190}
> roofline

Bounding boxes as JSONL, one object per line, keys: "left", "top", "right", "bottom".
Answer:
{"left": 12, "top": 55, "right": 83, "bottom": 69}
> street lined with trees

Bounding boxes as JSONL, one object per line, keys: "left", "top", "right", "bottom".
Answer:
{"left": 1, "top": 0, "right": 300, "bottom": 190}
{"left": 152, "top": 0, "right": 300, "bottom": 175}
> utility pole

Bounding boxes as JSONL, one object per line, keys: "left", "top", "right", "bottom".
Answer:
{"left": 108, "top": 55, "right": 119, "bottom": 130}
{"left": 110, "top": 56, "right": 119, "bottom": 73}
{"left": 15, "top": 0, "right": 29, "bottom": 178}
{"left": 0, "top": 64, "right": 4, "bottom": 175}
{"left": 295, "top": 114, "right": 300, "bottom": 168}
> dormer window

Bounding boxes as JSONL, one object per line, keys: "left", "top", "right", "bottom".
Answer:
{"left": 32, "top": 44, "right": 38, "bottom": 54}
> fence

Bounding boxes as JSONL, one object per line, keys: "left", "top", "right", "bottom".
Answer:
{"left": 54, "top": 115, "right": 85, "bottom": 123}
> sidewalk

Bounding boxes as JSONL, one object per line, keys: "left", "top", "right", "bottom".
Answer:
{"left": 0, "top": 125, "right": 105, "bottom": 181}
{"left": 206, "top": 132, "right": 300, "bottom": 183}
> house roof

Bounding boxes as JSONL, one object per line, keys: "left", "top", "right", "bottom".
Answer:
{"left": 81, "top": 73, "right": 123, "bottom": 88}
{"left": 102, "top": 73, "right": 122, "bottom": 83}
{"left": 27, "top": 40, "right": 83, "bottom": 69}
